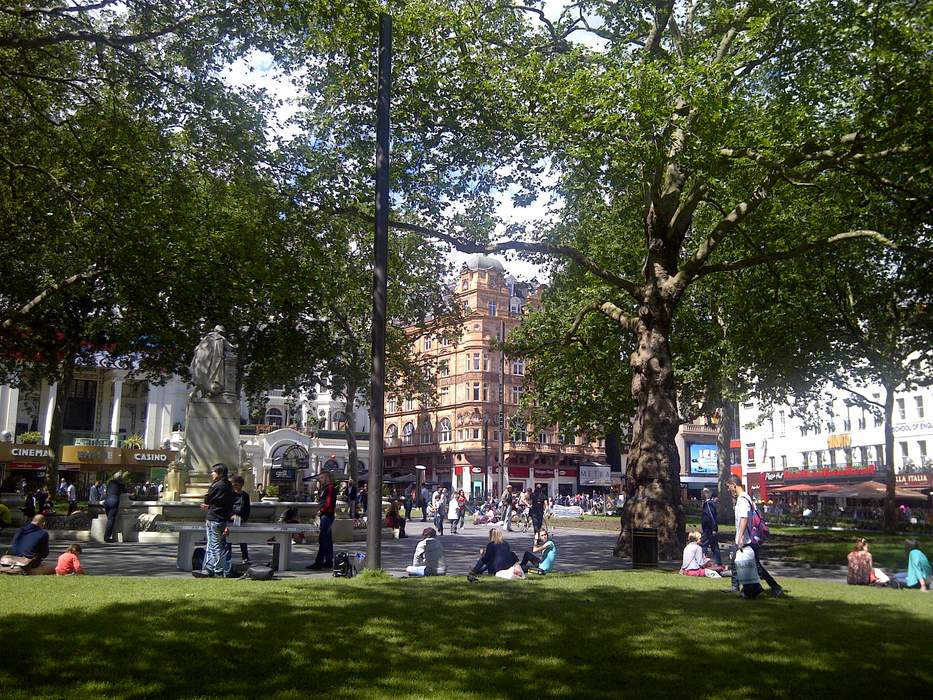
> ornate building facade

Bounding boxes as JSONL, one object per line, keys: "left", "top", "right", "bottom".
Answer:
{"left": 382, "top": 254, "right": 606, "bottom": 498}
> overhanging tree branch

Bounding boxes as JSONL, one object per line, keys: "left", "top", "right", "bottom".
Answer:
{"left": 1, "top": 267, "right": 101, "bottom": 330}
{"left": 694, "top": 230, "right": 933, "bottom": 278}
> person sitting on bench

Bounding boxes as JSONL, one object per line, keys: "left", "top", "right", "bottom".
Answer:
{"left": 9, "top": 515, "right": 55, "bottom": 575}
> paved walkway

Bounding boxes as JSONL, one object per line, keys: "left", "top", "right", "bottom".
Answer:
{"left": 2, "top": 521, "right": 849, "bottom": 583}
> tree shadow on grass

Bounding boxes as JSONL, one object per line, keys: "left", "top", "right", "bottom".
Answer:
{"left": 0, "top": 572, "right": 930, "bottom": 699}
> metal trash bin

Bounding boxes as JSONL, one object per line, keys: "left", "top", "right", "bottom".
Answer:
{"left": 632, "top": 527, "right": 659, "bottom": 568}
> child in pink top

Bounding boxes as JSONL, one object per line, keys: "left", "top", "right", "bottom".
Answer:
{"left": 55, "top": 543, "right": 85, "bottom": 575}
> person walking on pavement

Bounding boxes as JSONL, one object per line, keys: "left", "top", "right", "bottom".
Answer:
{"left": 700, "top": 487, "right": 721, "bottom": 566}
{"left": 726, "top": 476, "right": 783, "bottom": 598}
{"left": 420, "top": 484, "right": 431, "bottom": 522}
{"left": 307, "top": 470, "right": 336, "bottom": 570}
{"left": 433, "top": 487, "right": 448, "bottom": 536}
{"left": 530, "top": 484, "right": 548, "bottom": 533}
{"left": 66, "top": 481, "right": 77, "bottom": 515}
{"left": 502, "top": 485, "right": 515, "bottom": 531}
{"left": 103, "top": 472, "right": 125, "bottom": 543}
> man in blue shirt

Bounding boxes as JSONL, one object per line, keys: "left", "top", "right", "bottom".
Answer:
{"left": 10, "top": 514, "right": 54, "bottom": 575}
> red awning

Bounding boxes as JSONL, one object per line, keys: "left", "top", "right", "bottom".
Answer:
{"left": 771, "top": 483, "right": 841, "bottom": 493}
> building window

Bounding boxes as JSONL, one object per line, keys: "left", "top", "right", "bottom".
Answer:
{"left": 826, "top": 420, "right": 835, "bottom": 433}
{"left": 405, "top": 398, "right": 414, "bottom": 411}
{"left": 439, "top": 418, "right": 452, "bottom": 442}
{"left": 512, "top": 359, "right": 525, "bottom": 375}
{"left": 420, "top": 421, "right": 433, "bottom": 445}
{"left": 488, "top": 300, "right": 497, "bottom": 316}
{"left": 899, "top": 441, "right": 909, "bottom": 461}
{"left": 874, "top": 412, "right": 882, "bottom": 428}
{"left": 858, "top": 410, "right": 866, "bottom": 430}
{"left": 896, "top": 398, "right": 906, "bottom": 420}
{"left": 538, "top": 431, "right": 547, "bottom": 444}
{"left": 439, "top": 360, "right": 449, "bottom": 377}
{"left": 510, "top": 417, "right": 527, "bottom": 443}
{"left": 472, "top": 382, "right": 480, "bottom": 401}
{"left": 510, "top": 384, "right": 524, "bottom": 405}
{"left": 472, "top": 352, "right": 481, "bottom": 370}
{"left": 441, "top": 337, "right": 450, "bottom": 347}
{"left": 424, "top": 337, "right": 432, "bottom": 351}
{"left": 778, "top": 410, "right": 786, "bottom": 437}
{"left": 781, "top": 455, "right": 787, "bottom": 469}
{"left": 457, "top": 429, "right": 463, "bottom": 440}
{"left": 768, "top": 418, "right": 774, "bottom": 437}
{"left": 472, "top": 428, "right": 480, "bottom": 439}
{"left": 385, "top": 424, "right": 398, "bottom": 444}
{"left": 769, "top": 456, "right": 775, "bottom": 470}
{"left": 916, "top": 396, "right": 925, "bottom": 419}
{"left": 483, "top": 353, "right": 489, "bottom": 371}
{"left": 919, "top": 440, "right": 928, "bottom": 464}
{"left": 440, "top": 386, "right": 449, "bottom": 405}
{"left": 461, "top": 278, "right": 468, "bottom": 290}
{"left": 463, "top": 302, "right": 471, "bottom": 314}
{"left": 402, "top": 422, "right": 415, "bottom": 445}
{"left": 482, "top": 383, "right": 489, "bottom": 401}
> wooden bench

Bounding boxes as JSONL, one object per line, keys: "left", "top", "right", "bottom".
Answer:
{"left": 171, "top": 524, "right": 319, "bottom": 572}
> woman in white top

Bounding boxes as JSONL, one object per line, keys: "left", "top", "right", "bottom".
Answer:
{"left": 680, "top": 530, "right": 707, "bottom": 576}
{"left": 447, "top": 493, "right": 461, "bottom": 534}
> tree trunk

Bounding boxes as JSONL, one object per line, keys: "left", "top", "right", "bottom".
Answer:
{"left": 343, "top": 379, "right": 359, "bottom": 483}
{"left": 716, "top": 399, "right": 735, "bottom": 524}
{"left": 882, "top": 384, "right": 897, "bottom": 533}
{"left": 46, "top": 352, "right": 76, "bottom": 489}
{"left": 615, "top": 304, "right": 685, "bottom": 560}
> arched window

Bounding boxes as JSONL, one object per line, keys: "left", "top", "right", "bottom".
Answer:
{"left": 439, "top": 418, "right": 452, "bottom": 442}
{"left": 385, "top": 424, "right": 398, "bottom": 448}
{"left": 265, "top": 407, "right": 283, "bottom": 427}
{"left": 402, "top": 422, "right": 415, "bottom": 445}
{"left": 420, "top": 420, "right": 433, "bottom": 445}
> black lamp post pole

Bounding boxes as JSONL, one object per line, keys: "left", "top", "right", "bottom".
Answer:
{"left": 367, "top": 13, "right": 391, "bottom": 569}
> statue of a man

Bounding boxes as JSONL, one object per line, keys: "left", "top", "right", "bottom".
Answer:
{"left": 189, "top": 325, "right": 236, "bottom": 398}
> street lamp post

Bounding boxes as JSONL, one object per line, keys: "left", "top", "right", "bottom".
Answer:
{"left": 482, "top": 414, "right": 489, "bottom": 499}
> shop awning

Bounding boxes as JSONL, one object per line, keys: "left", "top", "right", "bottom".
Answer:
{"left": 771, "top": 483, "right": 841, "bottom": 493}
{"left": 818, "top": 480, "right": 928, "bottom": 501}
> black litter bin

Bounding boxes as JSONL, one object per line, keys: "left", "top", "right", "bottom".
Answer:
{"left": 632, "top": 527, "right": 659, "bottom": 568}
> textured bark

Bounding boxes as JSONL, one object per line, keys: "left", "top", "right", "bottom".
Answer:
{"left": 615, "top": 297, "right": 685, "bottom": 560}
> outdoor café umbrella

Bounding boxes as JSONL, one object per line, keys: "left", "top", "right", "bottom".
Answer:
{"left": 818, "top": 480, "right": 927, "bottom": 501}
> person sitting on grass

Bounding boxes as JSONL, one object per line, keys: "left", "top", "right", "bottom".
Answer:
{"left": 55, "top": 543, "right": 86, "bottom": 576}
{"left": 405, "top": 527, "right": 446, "bottom": 577}
{"left": 385, "top": 500, "right": 407, "bottom": 538}
{"left": 846, "top": 538, "right": 889, "bottom": 585}
{"left": 680, "top": 531, "right": 707, "bottom": 577}
{"left": 520, "top": 529, "right": 557, "bottom": 575}
{"left": 9, "top": 514, "right": 54, "bottom": 575}
{"left": 467, "top": 528, "right": 517, "bottom": 583}
{"left": 893, "top": 540, "right": 931, "bottom": 591}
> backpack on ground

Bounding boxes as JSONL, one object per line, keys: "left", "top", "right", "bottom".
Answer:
{"left": 244, "top": 565, "right": 275, "bottom": 581}
{"left": 742, "top": 495, "right": 769, "bottom": 544}
{"left": 191, "top": 546, "right": 205, "bottom": 571}
{"left": 333, "top": 551, "right": 354, "bottom": 578}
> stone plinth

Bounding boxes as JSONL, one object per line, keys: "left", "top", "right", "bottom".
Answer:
{"left": 186, "top": 398, "right": 239, "bottom": 475}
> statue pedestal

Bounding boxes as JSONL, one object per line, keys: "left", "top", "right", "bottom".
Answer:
{"left": 186, "top": 398, "right": 239, "bottom": 475}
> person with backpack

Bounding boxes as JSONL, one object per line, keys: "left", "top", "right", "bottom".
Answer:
{"left": 726, "top": 476, "right": 783, "bottom": 598}
{"left": 700, "top": 488, "right": 721, "bottom": 566}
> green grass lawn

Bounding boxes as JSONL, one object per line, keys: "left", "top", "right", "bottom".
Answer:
{"left": 2, "top": 571, "right": 930, "bottom": 699}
